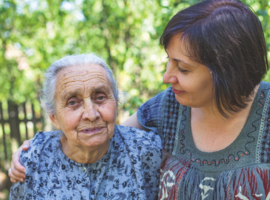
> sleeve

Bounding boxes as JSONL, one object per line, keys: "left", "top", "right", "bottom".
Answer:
{"left": 20, "top": 131, "right": 61, "bottom": 167}
{"left": 140, "top": 131, "right": 162, "bottom": 200}
{"left": 116, "top": 125, "right": 162, "bottom": 200}
{"left": 137, "top": 90, "right": 167, "bottom": 133}
{"left": 9, "top": 182, "right": 25, "bottom": 200}
{"left": 9, "top": 131, "right": 61, "bottom": 199}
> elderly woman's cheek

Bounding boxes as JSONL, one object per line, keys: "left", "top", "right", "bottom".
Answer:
{"left": 99, "top": 102, "right": 117, "bottom": 127}
{"left": 64, "top": 109, "right": 82, "bottom": 130}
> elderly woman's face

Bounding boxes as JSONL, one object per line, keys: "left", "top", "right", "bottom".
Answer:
{"left": 50, "top": 64, "right": 117, "bottom": 150}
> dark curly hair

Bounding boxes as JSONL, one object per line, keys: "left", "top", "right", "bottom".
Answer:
{"left": 160, "top": 0, "right": 269, "bottom": 117}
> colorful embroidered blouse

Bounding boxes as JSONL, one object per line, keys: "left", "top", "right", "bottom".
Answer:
{"left": 137, "top": 81, "right": 270, "bottom": 200}
{"left": 9, "top": 125, "right": 162, "bottom": 200}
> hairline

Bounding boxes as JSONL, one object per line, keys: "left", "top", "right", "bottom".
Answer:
{"left": 41, "top": 54, "right": 119, "bottom": 116}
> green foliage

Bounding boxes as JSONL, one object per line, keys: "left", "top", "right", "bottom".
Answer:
{"left": 0, "top": 0, "right": 270, "bottom": 121}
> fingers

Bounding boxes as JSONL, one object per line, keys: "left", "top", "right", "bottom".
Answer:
{"left": 12, "top": 148, "right": 26, "bottom": 173}
{"left": 8, "top": 139, "right": 31, "bottom": 182}
{"left": 8, "top": 168, "right": 24, "bottom": 183}
{"left": 9, "top": 168, "right": 18, "bottom": 183}
{"left": 10, "top": 161, "right": 25, "bottom": 181}
{"left": 9, "top": 143, "right": 28, "bottom": 183}
{"left": 21, "top": 140, "right": 30, "bottom": 151}
{"left": 10, "top": 161, "right": 25, "bottom": 182}
{"left": 10, "top": 178, "right": 18, "bottom": 183}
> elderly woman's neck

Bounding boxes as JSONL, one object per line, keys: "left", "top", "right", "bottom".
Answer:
{"left": 60, "top": 135, "right": 110, "bottom": 164}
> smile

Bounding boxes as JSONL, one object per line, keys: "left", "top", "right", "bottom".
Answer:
{"left": 81, "top": 127, "right": 103, "bottom": 134}
{"left": 172, "top": 88, "right": 186, "bottom": 95}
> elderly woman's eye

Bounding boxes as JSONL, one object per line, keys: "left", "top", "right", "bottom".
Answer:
{"left": 96, "top": 94, "right": 106, "bottom": 102}
{"left": 69, "top": 101, "right": 76, "bottom": 105}
{"left": 97, "top": 96, "right": 105, "bottom": 101}
{"left": 67, "top": 99, "right": 79, "bottom": 107}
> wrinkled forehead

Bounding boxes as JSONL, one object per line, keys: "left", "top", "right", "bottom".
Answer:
{"left": 57, "top": 63, "right": 107, "bottom": 78}
{"left": 55, "top": 64, "right": 112, "bottom": 91}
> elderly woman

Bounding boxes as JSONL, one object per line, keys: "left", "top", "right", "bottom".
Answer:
{"left": 9, "top": 54, "right": 161, "bottom": 199}
{"left": 10, "top": 0, "right": 270, "bottom": 199}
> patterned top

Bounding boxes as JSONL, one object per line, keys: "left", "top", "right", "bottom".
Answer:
{"left": 9, "top": 125, "right": 162, "bottom": 200}
{"left": 137, "top": 81, "right": 270, "bottom": 200}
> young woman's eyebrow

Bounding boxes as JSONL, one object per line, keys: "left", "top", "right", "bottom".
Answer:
{"left": 165, "top": 50, "right": 191, "bottom": 67}
{"left": 172, "top": 58, "right": 191, "bottom": 66}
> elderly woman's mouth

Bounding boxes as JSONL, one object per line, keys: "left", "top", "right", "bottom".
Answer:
{"left": 81, "top": 127, "right": 104, "bottom": 134}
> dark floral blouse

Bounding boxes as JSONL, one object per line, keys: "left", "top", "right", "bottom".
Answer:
{"left": 10, "top": 125, "right": 162, "bottom": 200}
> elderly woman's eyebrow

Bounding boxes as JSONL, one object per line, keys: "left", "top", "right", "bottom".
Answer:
{"left": 61, "top": 90, "right": 82, "bottom": 100}
{"left": 91, "top": 85, "right": 110, "bottom": 93}
{"left": 61, "top": 85, "right": 110, "bottom": 100}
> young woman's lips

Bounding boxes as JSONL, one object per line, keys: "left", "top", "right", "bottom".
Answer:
{"left": 81, "top": 127, "right": 103, "bottom": 134}
{"left": 172, "top": 88, "right": 185, "bottom": 94}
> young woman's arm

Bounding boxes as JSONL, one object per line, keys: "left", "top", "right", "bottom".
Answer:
{"left": 121, "top": 112, "right": 148, "bottom": 130}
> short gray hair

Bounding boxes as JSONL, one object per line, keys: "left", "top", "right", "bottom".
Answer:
{"left": 41, "top": 53, "right": 119, "bottom": 115}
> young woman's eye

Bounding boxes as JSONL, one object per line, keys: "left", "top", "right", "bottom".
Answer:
{"left": 178, "top": 67, "right": 188, "bottom": 73}
{"left": 177, "top": 63, "right": 188, "bottom": 73}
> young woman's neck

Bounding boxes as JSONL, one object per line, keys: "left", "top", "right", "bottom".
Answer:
{"left": 193, "top": 84, "right": 260, "bottom": 122}
{"left": 190, "top": 84, "right": 260, "bottom": 152}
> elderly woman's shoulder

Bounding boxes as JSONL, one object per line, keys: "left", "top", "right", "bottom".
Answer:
{"left": 115, "top": 125, "right": 162, "bottom": 150}
{"left": 30, "top": 130, "right": 62, "bottom": 147}
{"left": 20, "top": 130, "right": 62, "bottom": 165}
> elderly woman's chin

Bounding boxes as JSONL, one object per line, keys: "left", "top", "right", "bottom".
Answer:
{"left": 61, "top": 126, "right": 115, "bottom": 154}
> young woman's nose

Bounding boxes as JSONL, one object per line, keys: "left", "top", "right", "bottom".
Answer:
{"left": 82, "top": 102, "right": 100, "bottom": 122}
{"left": 163, "top": 62, "right": 178, "bottom": 84}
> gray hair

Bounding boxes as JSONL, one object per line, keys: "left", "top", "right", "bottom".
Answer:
{"left": 41, "top": 53, "right": 119, "bottom": 115}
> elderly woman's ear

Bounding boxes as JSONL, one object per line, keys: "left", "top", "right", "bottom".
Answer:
{"left": 49, "top": 115, "right": 61, "bottom": 130}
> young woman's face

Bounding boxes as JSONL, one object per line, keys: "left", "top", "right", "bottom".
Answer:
{"left": 163, "top": 34, "right": 214, "bottom": 108}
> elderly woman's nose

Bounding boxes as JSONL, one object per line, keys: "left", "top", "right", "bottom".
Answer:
{"left": 82, "top": 103, "right": 100, "bottom": 121}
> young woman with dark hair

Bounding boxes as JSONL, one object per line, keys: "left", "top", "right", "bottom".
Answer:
{"left": 9, "top": 0, "right": 270, "bottom": 199}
